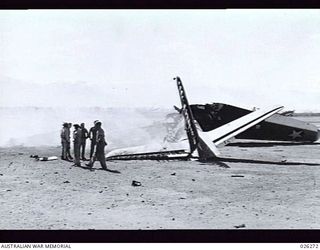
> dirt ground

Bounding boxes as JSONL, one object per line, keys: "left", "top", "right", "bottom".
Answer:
{"left": 0, "top": 140, "right": 319, "bottom": 229}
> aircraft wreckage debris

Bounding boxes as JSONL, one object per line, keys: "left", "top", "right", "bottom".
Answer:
{"left": 105, "top": 77, "right": 319, "bottom": 164}
{"left": 234, "top": 224, "right": 246, "bottom": 229}
{"left": 132, "top": 180, "right": 142, "bottom": 187}
{"left": 30, "top": 155, "right": 58, "bottom": 161}
{"left": 106, "top": 150, "right": 189, "bottom": 161}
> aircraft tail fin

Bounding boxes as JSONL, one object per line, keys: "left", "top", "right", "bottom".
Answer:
{"left": 174, "top": 76, "right": 200, "bottom": 154}
{"left": 175, "top": 77, "right": 220, "bottom": 160}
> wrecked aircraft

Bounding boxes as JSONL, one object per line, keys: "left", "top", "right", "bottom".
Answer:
{"left": 190, "top": 103, "right": 319, "bottom": 142}
{"left": 106, "top": 76, "right": 319, "bottom": 162}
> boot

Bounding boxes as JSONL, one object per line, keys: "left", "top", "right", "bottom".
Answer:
{"left": 85, "top": 163, "right": 93, "bottom": 168}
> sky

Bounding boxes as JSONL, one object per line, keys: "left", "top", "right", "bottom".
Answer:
{"left": 1, "top": 10, "right": 320, "bottom": 111}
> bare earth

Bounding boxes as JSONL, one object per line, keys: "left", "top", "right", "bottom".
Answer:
{"left": 0, "top": 140, "right": 319, "bottom": 229}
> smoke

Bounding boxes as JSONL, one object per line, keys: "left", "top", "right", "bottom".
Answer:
{"left": 0, "top": 107, "right": 187, "bottom": 151}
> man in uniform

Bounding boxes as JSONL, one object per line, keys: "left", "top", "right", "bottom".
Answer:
{"left": 66, "top": 123, "right": 73, "bottom": 160}
{"left": 80, "top": 123, "right": 89, "bottom": 160}
{"left": 60, "top": 122, "right": 69, "bottom": 160}
{"left": 88, "top": 120, "right": 99, "bottom": 159}
{"left": 86, "top": 121, "right": 108, "bottom": 170}
{"left": 73, "top": 124, "right": 82, "bottom": 167}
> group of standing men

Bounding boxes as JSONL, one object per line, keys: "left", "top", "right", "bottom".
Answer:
{"left": 60, "top": 120, "right": 108, "bottom": 170}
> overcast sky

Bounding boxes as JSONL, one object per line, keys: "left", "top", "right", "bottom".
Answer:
{"left": 1, "top": 10, "right": 320, "bottom": 111}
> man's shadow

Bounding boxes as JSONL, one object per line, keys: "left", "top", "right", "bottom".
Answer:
{"left": 76, "top": 165, "right": 121, "bottom": 173}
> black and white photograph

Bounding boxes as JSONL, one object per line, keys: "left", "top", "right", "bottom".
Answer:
{"left": 0, "top": 9, "right": 319, "bottom": 236}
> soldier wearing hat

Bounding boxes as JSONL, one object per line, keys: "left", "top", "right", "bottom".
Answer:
{"left": 86, "top": 121, "right": 108, "bottom": 170}
{"left": 88, "top": 120, "right": 99, "bottom": 159}
{"left": 73, "top": 124, "right": 82, "bottom": 167}
{"left": 60, "top": 122, "right": 69, "bottom": 160}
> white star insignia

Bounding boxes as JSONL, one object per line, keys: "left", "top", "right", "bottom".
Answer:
{"left": 288, "top": 130, "right": 303, "bottom": 140}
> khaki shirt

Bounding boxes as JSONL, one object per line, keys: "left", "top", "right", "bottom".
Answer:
{"left": 73, "top": 128, "right": 82, "bottom": 144}
{"left": 60, "top": 127, "right": 69, "bottom": 142}
{"left": 81, "top": 128, "right": 89, "bottom": 140}
{"left": 96, "top": 128, "right": 107, "bottom": 145}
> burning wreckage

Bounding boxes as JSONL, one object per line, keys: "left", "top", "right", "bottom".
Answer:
{"left": 106, "top": 77, "right": 319, "bottom": 162}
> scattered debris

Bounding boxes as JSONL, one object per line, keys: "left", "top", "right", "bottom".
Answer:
{"left": 30, "top": 154, "right": 58, "bottom": 161}
{"left": 234, "top": 224, "right": 246, "bottom": 229}
{"left": 132, "top": 180, "right": 142, "bottom": 187}
{"left": 171, "top": 173, "right": 176, "bottom": 176}
{"left": 37, "top": 156, "right": 58, "bottom": 161}
{"left": 105, "top": 168, "right": 121, "bottom": 174}
{"left": 63, "top": 181, "right": 70, "bottom": 184}
{"left": 231, "top": 175, "right": 244, "bottom": 178}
